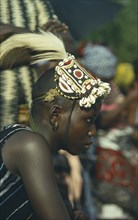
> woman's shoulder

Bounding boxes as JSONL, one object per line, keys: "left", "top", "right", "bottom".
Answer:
{"left": 6, "top": 127, "right": 49, "bottom": 159}
{"left": 1, "top": 124, "right": 49, "bottom": 175}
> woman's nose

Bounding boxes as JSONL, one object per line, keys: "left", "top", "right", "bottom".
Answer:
{"left": 88, "top": 124, "right": 96, "bottom": 137}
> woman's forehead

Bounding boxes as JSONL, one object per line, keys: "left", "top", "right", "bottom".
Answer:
{"left": 74, "top": 101, "right": 101, "bottom": 116}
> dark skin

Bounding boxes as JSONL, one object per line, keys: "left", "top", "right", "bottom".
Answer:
{"left": 42, "top": 19, "right": 76, "bottom": 53}
{"left": 1, "top": 99, "right": 101, "bottom": 220}
{"left": 99, "top": 81, "right": 138, "bottom": 128}
{"left": 0, "top": 20, "right": 69, "bottom": 43}
{"left": 0, "top": 23, "right": 32, "bottom": 42}
{"left": 0, "top": 23, "right": 32, "bottom": 68}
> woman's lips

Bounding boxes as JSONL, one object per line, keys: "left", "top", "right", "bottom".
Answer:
{"left": 84, "top": 142, "right": 93, "bottom": 149}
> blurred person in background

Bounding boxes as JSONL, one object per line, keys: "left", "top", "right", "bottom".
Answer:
{"left": 125, "top": 59, "right": 138, "bottom": 145}
{"left": 59, "top": 151, "right": 84, "bottom": 210}
{"left": 80, "top": 43, "right": 138, "bottom": 220}
{"left": 114, "top": 62, "right": 135, "bottom": 95}
{"left": 114, "top": 60, "right": 138, "bottom": 163}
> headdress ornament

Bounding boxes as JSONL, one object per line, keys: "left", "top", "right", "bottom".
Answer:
{"left": 0, "top": 32, "right": 111, "bottom": 108}
{"left": 80, "top": 43, "right": 117, "bottom": 79}
{"left": 55, "top": 53, "right": 111, "bottom": 108}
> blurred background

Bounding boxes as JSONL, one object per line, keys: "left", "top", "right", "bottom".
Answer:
{"left": 50, "top": 0, "right": 137, "bottom": 62}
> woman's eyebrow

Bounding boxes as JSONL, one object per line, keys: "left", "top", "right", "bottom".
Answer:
{"left": 86, "top": 110, "right": 97, "bottom": 118}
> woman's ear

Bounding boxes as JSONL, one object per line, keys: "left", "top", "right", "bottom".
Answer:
{"left": 49, "top": 105, "right": 62, "bottom": 131}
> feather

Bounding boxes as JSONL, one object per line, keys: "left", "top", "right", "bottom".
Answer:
{"left": 0, "top": 32, "right": 67, "bottom": 68}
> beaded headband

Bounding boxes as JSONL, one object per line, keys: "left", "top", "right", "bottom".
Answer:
{"left": 54, "top": 54, "right": 111, "bottom": 108}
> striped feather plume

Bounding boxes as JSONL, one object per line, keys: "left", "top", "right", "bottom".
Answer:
{"left": 0, "top": 31, "right": 67, "bottom": 68}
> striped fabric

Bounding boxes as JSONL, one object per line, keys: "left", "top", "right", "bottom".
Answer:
{"left": 0, "top": 0, "right": 57, "bottom": 30}
{"left": 0, "top": 124, "right": 37, "bottom": 220}
{"left": 0, "top": 0, "right": 57, "bottom": 131}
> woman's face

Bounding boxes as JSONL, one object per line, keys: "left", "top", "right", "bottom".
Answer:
{"left": 62, "top": 101, "right": 102, "bottom": 155}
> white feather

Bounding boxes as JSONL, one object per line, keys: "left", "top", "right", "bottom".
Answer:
{"left": 0, "top": 32, "right": 67, "bottom": 68}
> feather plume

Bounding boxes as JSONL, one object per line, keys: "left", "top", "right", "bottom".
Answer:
{"left": 0, "top": 32, "right": 67, "bottom": 68}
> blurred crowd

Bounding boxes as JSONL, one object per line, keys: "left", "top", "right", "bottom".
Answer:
{"left": 0, "top": 0, "right": 137, "bottom": 220}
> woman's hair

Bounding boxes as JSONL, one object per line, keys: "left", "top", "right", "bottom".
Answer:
{"left": 32, "top": 67, "right": 56, "bottom": 100}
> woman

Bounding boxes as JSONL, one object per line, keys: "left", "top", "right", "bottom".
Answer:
{"left": 0, "top": 32, "right": 111, "bottom": 220}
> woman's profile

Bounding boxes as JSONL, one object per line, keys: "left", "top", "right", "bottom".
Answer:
{"left": 0, "top": 32, "right": 111, "bottom": 220}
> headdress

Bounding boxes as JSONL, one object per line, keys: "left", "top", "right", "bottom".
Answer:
{"left": 0, "top": 32, "right": 111, "bottom": 109}
{"left": 114, "top": 63, "right": 135, "bottom": 89}
{"left": 80, "top": 43, "right": 117, "bottom": 79}
{"left": 54, "top": 54, "right": 110, "bottom": 108}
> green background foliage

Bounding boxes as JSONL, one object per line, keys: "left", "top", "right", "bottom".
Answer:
{"left": 87, "top": 0, "right": 138, "bottom": 62}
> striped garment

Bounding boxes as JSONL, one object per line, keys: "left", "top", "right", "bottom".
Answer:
{"left": 0, "top": 124, "right": 38, "bottom": 220}
{"left": 0, "top": 0, "right": 58, "bottom": 131}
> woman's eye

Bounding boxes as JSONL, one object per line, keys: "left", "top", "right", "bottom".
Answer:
{"left": 86, "top": 119, "right": 91, "bottom": 123}
{"left": 86, "top": 118, "right": 95, "bottom": 124}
